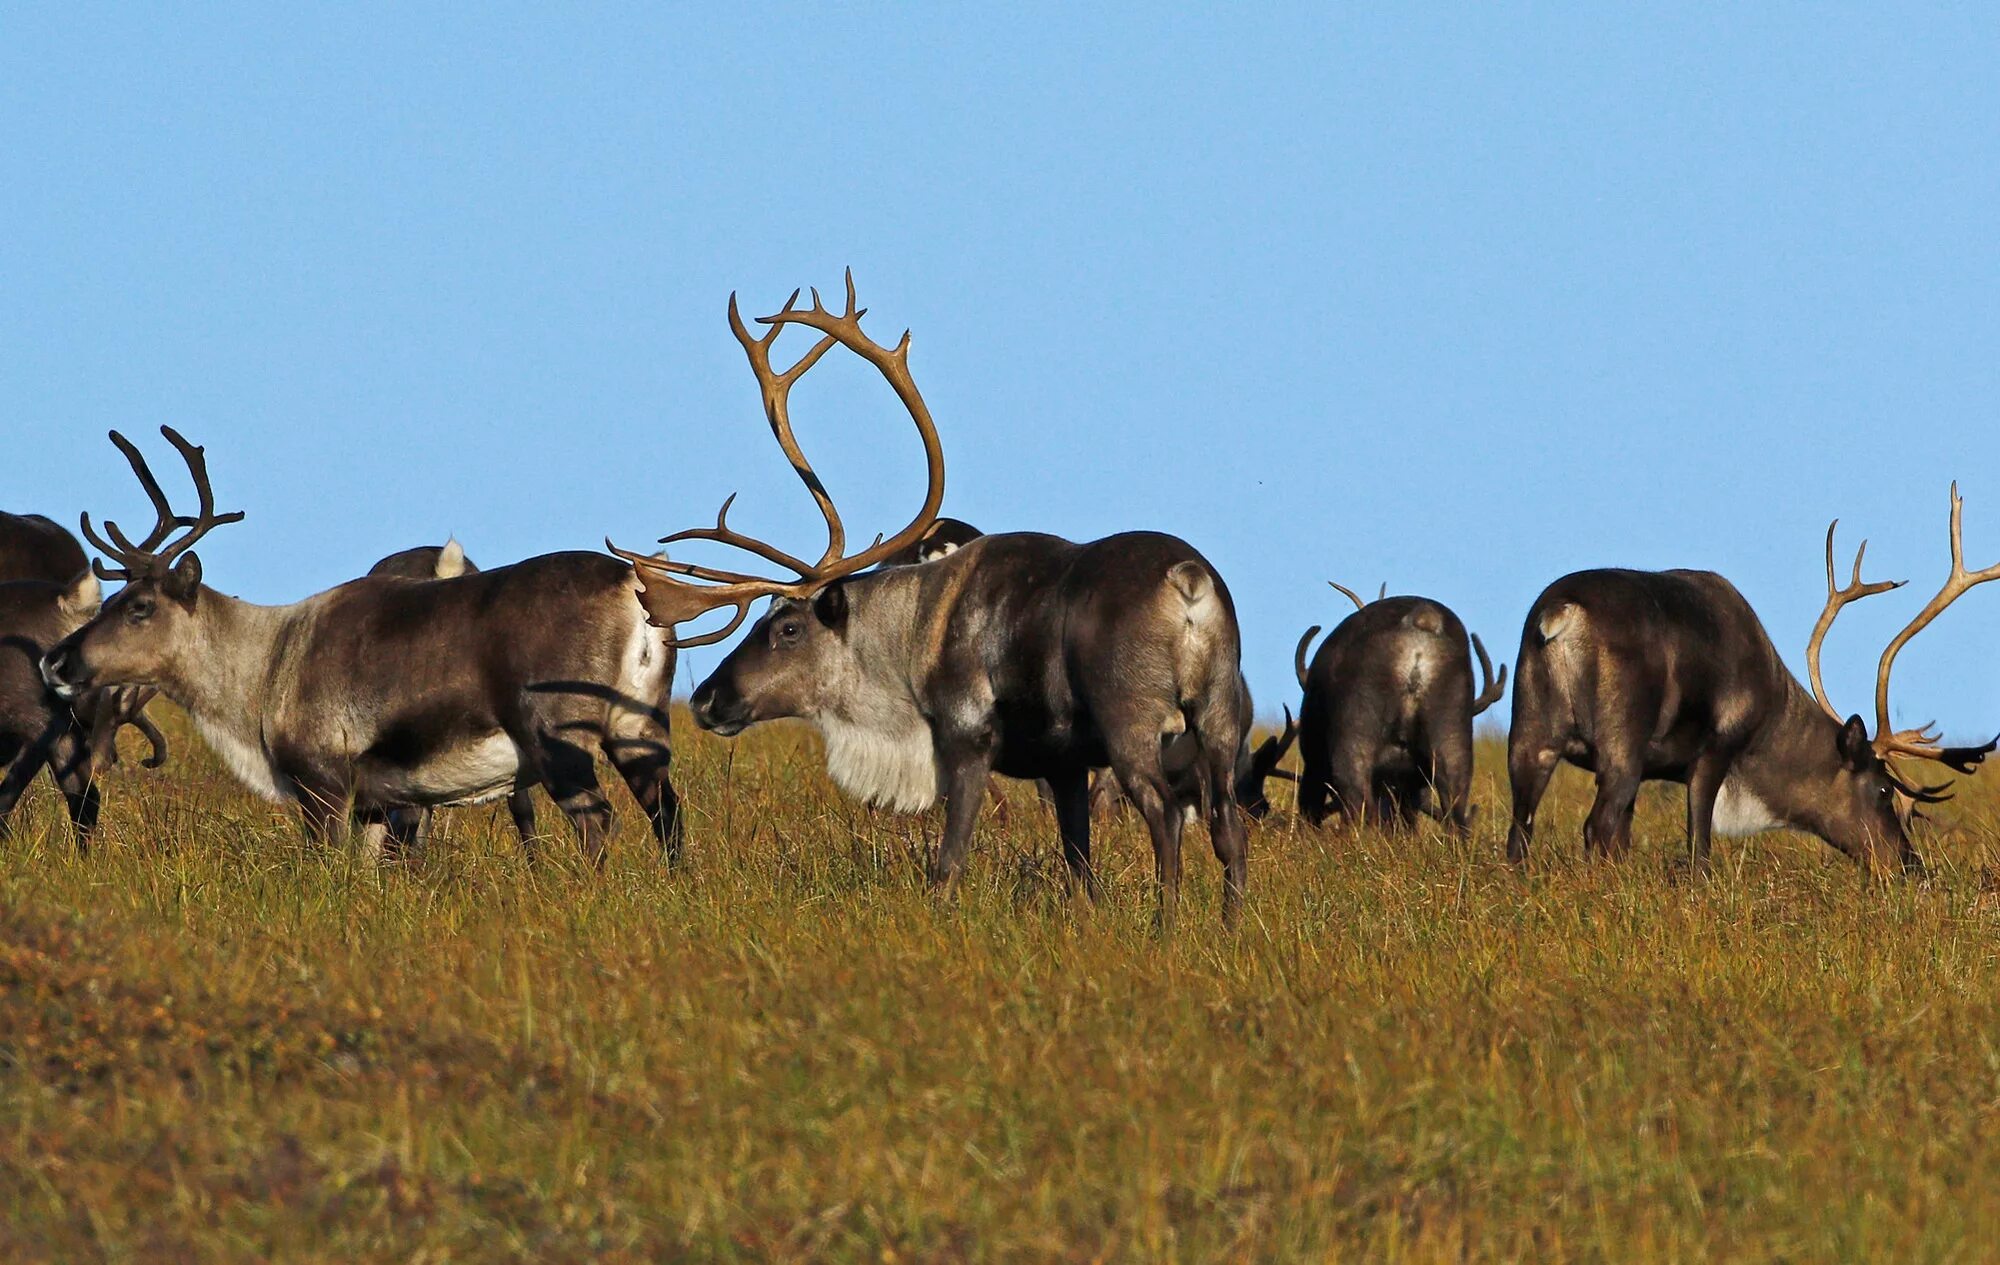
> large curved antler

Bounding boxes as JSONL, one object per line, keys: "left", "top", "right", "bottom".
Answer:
{"left": 609, "top": 273, "right": 945, "bottom": 645}
{"left": 1804, "top": 519, "right": 1905, "bottom": 725}
{"left": 79, "top": 426, "right": 245, "bottom": 582}
{"left": 1871, "top": 483, "right": 2000, "bottom": 763}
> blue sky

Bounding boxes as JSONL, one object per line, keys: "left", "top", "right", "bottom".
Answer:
{"left": 6, "top": 7, "right": 1999, "bottom": 733}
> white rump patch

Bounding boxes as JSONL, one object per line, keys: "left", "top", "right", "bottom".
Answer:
{"left": 1538, "top": 603, "right": 1579, "bottom": 642}
{"left": 1712, "top": 775, "right": 1785, "bottom": 837}
{"left": 817, "top": 713, "right": 942, "bottom": 813}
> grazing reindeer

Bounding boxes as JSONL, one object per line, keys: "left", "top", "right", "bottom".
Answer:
{"left": 1506, "top": 489, "right": 1998, "bottom": 872}
{"left": 0, "top": 513, "right": 166, "bottom": 795}
{"left": 1292, "top": 582, "right": 1505, "bottom": 831}
{"left": 42, "top": 429, "right": 681, "bottom": 863}
{"left": 0, "top": 569, "right": 111, "bottom": 839}
{"left": 610, "top": 276, "right": 1250, "bottom": 926}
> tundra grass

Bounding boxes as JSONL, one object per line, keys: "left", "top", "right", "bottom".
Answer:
{"left": 4, "top": 709, "right": 2000, "bottom": 1262}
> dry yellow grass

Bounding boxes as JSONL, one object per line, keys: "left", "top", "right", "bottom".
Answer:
{"left": 4, "top": 706, "right": 2000, "bottom": 1261}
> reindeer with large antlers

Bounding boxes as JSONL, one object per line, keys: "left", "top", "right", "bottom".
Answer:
{"left": 1506, "top": 489, "right": 1999, "bottom": 871}
{"left": 1290, "top": 582, "right": 1506, "bottom": 831}
{"left": 613, "top": 276, "right": 1252, "bottom": 927}
{"left": 42, "top": 428, "right": 681, "bottom": 862}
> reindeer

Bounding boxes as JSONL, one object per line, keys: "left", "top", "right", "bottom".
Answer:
{"left": 609, "top": 275, "right": 1250, "bottom": 927}
{"left": 41, "top": 429, "right": 681, "bottom": 863}
{"left": 2, "top": 511, "right": 167, "bottom": 770}
{"left": 0, "top": 513, "right": 165, "bottom": 840}
{"left": 0, "top": 569, "right": 112, "bottom": 839}
{"left": 1506, "top": 490, "right": 1998, "bottom": 872}
{"left": 1291, "top": 582, "right": 1506, "bottom": 831}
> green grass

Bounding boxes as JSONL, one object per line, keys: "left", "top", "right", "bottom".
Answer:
{"left": 4, "top": 708, "right": 2000, "bottom": 1261}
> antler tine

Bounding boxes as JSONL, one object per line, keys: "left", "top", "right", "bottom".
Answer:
{"left": 1470, "top": 633, "right": 1508, "bottom": 716}
{"left": 728, "top": 290, "right": 848, "bottom": 568}
{"left": 1873, "top": 483, "right": 2000, "bottom": 760}
{"left": 1294, "top": 625, "right": 1321, "bottom": 690}
{"left": 1328, "top": 580, "right": 1367, "bottom": 612}
{"left": 657, "top": 493, "right": 818, "bottom": 579}
{"left": 1805, "top": 519, "right": 1905, "bottom": 724}
{"left": 152, "top": 426, "right": 244, "bottom": 567}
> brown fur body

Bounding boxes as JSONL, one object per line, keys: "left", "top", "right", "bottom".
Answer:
{"left": 690, "top": 530, "right": 1251, "bottom": 925}
{"left": 1507, "top": 568, "right": 1914, "bottom": 870}
{"left": 1296, "top": 596, "right": 1484, "bottom": 831}
{"left": 0, "top": 513, "right": 164, "bottom": 839}
{"left": 46, "top": 551, "right": 680, "bottom": 863}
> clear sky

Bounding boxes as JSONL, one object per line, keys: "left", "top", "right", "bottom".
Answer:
{"left": 6, "top": 7, "right": 1999, "bottom": 734}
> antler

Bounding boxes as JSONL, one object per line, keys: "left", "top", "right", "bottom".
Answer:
{"left": 1871, "top": 483, "right": 2000, "bottom": 762}
{"left": 1804, "top": 520, "right": 1905, "bottom": 725}
{"left": 1294, "top": 626, "right": 1320, "bottom": 689}
{"left": 1247, "top": 706, "right": 1299, "bottom": 784}
{"left": 609, "top": 273, "right": 946, "bottom": 645}
{"left": 79, "top": 427, "right": 245, "bottom": 582}
{"left": 1328, "top": 580, "right": 1368, "bottom": 612}
{"left": 1470, "top": 633, "right": 1508, "bottom": 716}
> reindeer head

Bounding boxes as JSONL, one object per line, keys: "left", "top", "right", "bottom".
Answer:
{"left": 1805, "top": 490, "right": 2000, "bottom": 870}
{"left": 41, "top": 427, "right": 243, "bottom": 699}
{"left": 601, "top": 274, "right": 947, "bottom": 736}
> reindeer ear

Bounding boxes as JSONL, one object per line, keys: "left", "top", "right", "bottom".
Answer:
{"left": 813, "top": 582, "right": 849, "bottom": 631}
{"left": 1838, "top": 714, "right": 1874, "bottom": 771}
{"left": 164, "top": 553, "right": 202, "bottom": 605}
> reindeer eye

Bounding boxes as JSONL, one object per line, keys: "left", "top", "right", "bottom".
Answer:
{"left": 775, "top": 618, "right": 803, "bottom": 645}
{"left": 125, "top": 597, "right": 155, "bottom": 623}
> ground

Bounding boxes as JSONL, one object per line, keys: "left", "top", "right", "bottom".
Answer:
{"left": 3, "top": 706, "right": 2000, "bottom": 1262}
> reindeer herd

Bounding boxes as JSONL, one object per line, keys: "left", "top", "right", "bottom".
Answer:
{"left": 4, "top": 275, "right": 1996, "bottom": 927}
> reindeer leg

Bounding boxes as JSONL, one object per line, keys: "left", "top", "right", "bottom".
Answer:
{"left": 928, "top": 742, "right": 995, "bottom": 892}
{"left": 1507, "top": 741, "right": 1560, "bottom": 864}
{"left": 47, "top": 725, "right": 100, "bottom": 848}
{"left": 1583, "top": 752, "right": 1643, "bottom": 859}
{"left": 1046, "top": 770, "right": 1097, "bottom": 903}
{"left": 1683, "top": 749, "right": 1729, "bottom": 874}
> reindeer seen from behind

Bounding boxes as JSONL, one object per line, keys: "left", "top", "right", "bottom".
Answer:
{"left": 1292, "top": 581, "right": 1505, "bottom": 832}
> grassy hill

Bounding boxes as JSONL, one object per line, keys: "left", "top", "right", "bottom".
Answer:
{"left": 3, "top": 706, "right": 1999, "bottom": 1261}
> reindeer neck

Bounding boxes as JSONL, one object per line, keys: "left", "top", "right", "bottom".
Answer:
{"left": 160, "top": 588, "right": 294, "bottom": 745}
{"left": 1728, "top": 676, "right": 1850, "bottom": 834}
